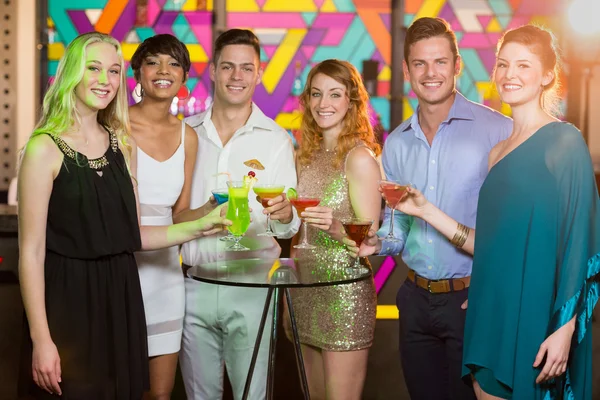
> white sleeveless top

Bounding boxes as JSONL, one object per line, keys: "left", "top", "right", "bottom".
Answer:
{"left": 135, "top": 120, "right": 187, "bottom": 357}
{"left": 137, "top": 121, "right": 186, "bottom": 227}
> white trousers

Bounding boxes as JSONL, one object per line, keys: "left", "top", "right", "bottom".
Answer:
{"left": 180, "top": 278, "right": 273, "bottom": 400}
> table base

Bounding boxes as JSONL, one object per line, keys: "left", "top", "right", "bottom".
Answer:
{"left": 242, "top": 287, "right": 310, "bottom": 400}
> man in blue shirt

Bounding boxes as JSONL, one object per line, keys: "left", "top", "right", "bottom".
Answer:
{"left": 353, "top": 17, "right": 512, "bottom": 400}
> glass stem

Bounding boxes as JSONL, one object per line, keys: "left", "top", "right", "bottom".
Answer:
{"left": 265, "top": 213, "right": 272, "bottom": 233}
{"left": 302, "top": 219, "right": 309, "bottom": 244}
{"left": 389, "top": 208, "right": 395, "bottom": 238}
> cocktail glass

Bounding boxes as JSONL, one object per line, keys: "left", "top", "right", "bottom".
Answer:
{"left": 225, "top": 181, "right": 251, "bottom": 251}
{"left": 254, "top": 184, "right": 286, "bottom": 237}
{"left": 291, "top": 196, "right": 321, "bottom": 250}
{"left": 379, "top": 180, "right": 409, "bottom": 243}
{"left": 212, "top": 188, "right": 229, "bottom": 205}
{"left": 342, "top": 218, "right": 374, "bottom": 272}
{"left": 212, "top": 188, "right": 234, "bottom": 242}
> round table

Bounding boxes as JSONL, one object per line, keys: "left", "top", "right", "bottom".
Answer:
{"left": 186, "top": 257, "right": 372, "bottom": 400}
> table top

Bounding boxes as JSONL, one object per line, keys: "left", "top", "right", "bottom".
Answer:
{"left": 186, "top": 258, "right": 372, "bottom": 288}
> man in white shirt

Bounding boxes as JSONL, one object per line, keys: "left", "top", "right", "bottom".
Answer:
{"left": 179, "top": 29, "right": 300, "bottom": 399}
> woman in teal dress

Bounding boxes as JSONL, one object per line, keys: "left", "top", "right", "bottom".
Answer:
{"left": 365, "top": 25, "right": 599, "bottom": 399}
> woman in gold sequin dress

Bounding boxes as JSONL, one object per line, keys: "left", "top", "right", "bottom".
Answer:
{"left": 287, "top": 59, "right": 382, "bottom": 400}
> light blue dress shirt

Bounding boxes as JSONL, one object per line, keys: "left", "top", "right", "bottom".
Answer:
{"left": 378, "top": 92, "right": 512, "bottom": 279}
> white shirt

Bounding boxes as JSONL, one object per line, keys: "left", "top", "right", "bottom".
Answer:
{"left": 181, "top": 103, "right": 301, "bottom": 266}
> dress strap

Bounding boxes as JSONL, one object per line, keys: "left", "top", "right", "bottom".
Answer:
{"left": 181, "top": 120, "right": 186, "bottom": 146}
{"left": 39, "top": 132, "right": 63, "bottom": 152}
{"left": 38, "top": 127, "right": 117, "bottom": 170}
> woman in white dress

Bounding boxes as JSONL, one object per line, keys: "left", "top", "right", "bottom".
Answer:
{"left": 129, "top": 34, "right": 214, "bottom": 400}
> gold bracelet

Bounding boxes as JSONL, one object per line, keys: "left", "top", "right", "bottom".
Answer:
{"left": 450, "top": 222, "right": 470, "bottom": 248}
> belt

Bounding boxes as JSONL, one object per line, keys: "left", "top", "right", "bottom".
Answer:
{"left": 407, "top": 269, "right": 470, "bottom": 294}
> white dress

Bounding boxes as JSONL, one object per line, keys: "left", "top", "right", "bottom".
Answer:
{"left": 135, "top": 121, "right": 186, "bottom": 357}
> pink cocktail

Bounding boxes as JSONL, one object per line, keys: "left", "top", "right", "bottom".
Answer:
{"left": 379, "top": 180, "right": 410, "bottom": 243}
{"left": 380, "top": 182, "right": 408, "bottom": 207}
{"left": 291, "top": 197, "right": 321, "bottom": 250}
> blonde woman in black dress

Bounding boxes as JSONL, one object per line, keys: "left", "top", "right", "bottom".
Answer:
{"left": 17, "top": 32, "right": 229, "bottom": 399}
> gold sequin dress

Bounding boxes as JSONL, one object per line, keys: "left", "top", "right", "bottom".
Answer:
{"left": 287, "top": 146, "right": 377, "bottom": 351}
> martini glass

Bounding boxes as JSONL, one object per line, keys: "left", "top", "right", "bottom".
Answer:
{"left": 254, "top": 184, "right": 285, "bottom": 237}
{"left": 291, "top": 196, "right": 321, "bottom": 250}
{"left": 212, "top": 188, "right": 234, "bottom": 242}
{"left": 225, "top": 181, "right": 251, "bottom": 251}
{"left": 379, "top": 180, "right": 409, "bottom": 243}
{"left": 342, "top": 218, "right": 374, "bottom": 273}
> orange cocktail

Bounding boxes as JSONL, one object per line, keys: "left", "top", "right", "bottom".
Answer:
{"left": 254, "top": 184, "right": 286, "bottom": 237}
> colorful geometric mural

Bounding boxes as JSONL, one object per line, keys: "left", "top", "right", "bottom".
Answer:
{"left": 46, "top": 0, "right": 560, "bottom": 319}
{"left": 46, "top": 0, "right": 560, "bottom": 127}
{"left": 402, "top": 0, "right": 562, "bottom": 119}
{"left": 47, "top": 0, "right": 214, "bottom": 118}
{"left": 226, "top": 0, "right": 392, "bottom": 132}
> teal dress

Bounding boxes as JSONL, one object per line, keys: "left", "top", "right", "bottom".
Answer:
{"left": 462, "top": 122, "right": 600, "bottom": 399}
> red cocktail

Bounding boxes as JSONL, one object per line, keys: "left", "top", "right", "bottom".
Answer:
{"left": 380, "top": 182, "right": 408, "bottom": 207}
{"left": 342, "top": 218, "right": 374, "bottom": 270}
{"left": 342, "top": 219, "right": 373, "bottom": 247}
{"left": 291, "top": 197, "right": 321, "bottom": 250}
{"left": 290, "top": 198, "right": 321, "bottom": 216}
{"left": 379, "top": 180, "right": 410, "bottom": 243}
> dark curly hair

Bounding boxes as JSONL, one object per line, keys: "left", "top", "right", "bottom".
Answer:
{"left": 130, "top": 34, "right": 191, "bottom": 82}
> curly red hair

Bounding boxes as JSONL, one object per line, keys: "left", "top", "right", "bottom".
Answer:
{"left": 297, "top": 59, "right": 381, "bottom": 168}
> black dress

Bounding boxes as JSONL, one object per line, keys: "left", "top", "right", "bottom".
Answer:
{"left": 19, "top": 128, "right": 149, "bottom": 399}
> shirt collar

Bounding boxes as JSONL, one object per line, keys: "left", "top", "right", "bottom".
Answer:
{"left": 403, "top": 91, "right": 475, "bottom": 133}
{"left": 192, "top": 102, "right": 274, "bottom": 133}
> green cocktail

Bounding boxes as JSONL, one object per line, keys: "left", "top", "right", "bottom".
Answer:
{"left": 254, "top": 184, "right": 285, "bottom": 237}
{"left": 226, "top": 181, "right": 251, "bottom": 251}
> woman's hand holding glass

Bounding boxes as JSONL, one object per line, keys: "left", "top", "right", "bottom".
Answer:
{"left": 195, "top": 203, "right": 232, "bottom": 237}
{"left": 343, "top": 229, "right": 380, "bottom": 258}
{"left": 301, "top": 205, "right": 341, "bottom": 235}
{"left": 290, "top": 194, "right": 322, "bottom": 250}
{"left": 383, "top": 185, "right": 429, "bottom": 218}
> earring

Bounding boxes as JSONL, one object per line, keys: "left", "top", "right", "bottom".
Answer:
{"left": 177, "top": 85, "right": 191, "bottom": 100}
{"left": 134, "top": 83, "right": 144, "bottom": 98}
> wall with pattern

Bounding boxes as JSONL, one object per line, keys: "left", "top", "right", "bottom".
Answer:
{"left": 46, "top": 0, "right": 560, "bottom": 130}
{"left": 46, "top": 0, "right": 561, "bottom": 318}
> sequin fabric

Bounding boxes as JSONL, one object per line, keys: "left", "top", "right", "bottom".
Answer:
{"left": 287, "top": 146, "right": 377, "bottom": 351}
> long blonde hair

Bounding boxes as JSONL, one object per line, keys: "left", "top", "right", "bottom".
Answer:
{"left": 297, "top": 59, "right": 381, "bottom": 168}
{"left": 30, "top": 32, "right": 132, "bottom": 163}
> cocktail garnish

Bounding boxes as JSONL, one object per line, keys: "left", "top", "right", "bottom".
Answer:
{"left": 243, "top": 174, "right": 258, "bottom": 189}
{"left": 286, "top": 187, "right": 298, "bottom": 200}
